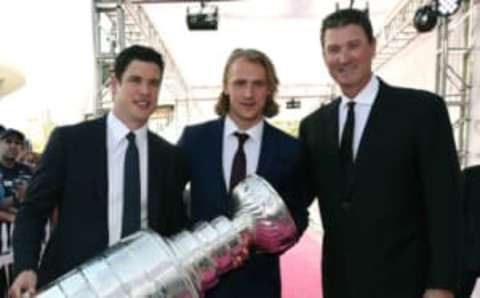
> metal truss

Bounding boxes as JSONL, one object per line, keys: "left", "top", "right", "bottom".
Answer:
{"left": 435, "top": 0, "right": 475, "bottom": 166}
{"left": 373, "top": 0, "right": 424, "bottom": 70}
{"left": 92, "top": 0, "right": 190, "bottom": 118}
{"left": 374, "top": 0, "right": 476, "bottom": 167}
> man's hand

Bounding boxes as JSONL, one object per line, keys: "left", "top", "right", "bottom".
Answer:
{"left": 15, "top": 180, "right": 28, "bottom": 202}
{"left": 0, "top": 210, "right": 15, "bottom": 222}
{"left": 423, "top": 289, "right": 454, "bottom": 298}
{"left": 9, "top": 270, "right": 37, "bottom": 298}
{"left": 255, "top": 219, "right": 297, "bottom": 254}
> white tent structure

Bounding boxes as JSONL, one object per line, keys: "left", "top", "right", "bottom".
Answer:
{"left": 0, "top": 0, "right": 479, "bottom": 165}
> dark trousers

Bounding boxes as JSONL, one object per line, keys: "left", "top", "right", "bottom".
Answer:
{"left": 0, "top": 264, "right": 12, "bottom": 298}
{"left": 457, "top": 270, "right": 479, "bottom": 298}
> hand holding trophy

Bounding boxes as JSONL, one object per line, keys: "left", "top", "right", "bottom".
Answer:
{"left": 34, "top": 175, "right": 298, "bottom": 298}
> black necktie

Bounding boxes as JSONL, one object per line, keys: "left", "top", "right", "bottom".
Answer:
{"left": 340, "top": 101, "right": 356, "bottom": 202}
{"left": 122, "top": 132, "right": 141, "bottom": 237}
{"left": 230, "top": 132, "right": 249, "bottom": 192}
{"left": 340, "top": 101, "right": 356, "bottom": 166}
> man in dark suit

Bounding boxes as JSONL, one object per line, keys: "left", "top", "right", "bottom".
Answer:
{"left": 457, "top": 165, "right": 480, "bottom": 298}
{"left": 299, "top": 9, "right": 461, "bottom": 298}
{"left": 178, "top": 48, "right": 309, "bottom": 298}
{"left": 10, "top": 45, "right": 189, "bottom": 297}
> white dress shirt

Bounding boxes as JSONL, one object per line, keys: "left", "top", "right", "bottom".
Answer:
{"left": 338, "top": 75, "right": 380, "bottom": 159}
{"left": 222, "top": 116, "right": 263, "bottom": 190}
{"left": 107, "top": 112, "right": 149, "bottom": 246}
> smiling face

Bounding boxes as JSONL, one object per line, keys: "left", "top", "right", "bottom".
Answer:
{"left": 323, "top": 24, "right": 376, "bottom": 98}
{"left": 224, "top": 57, "right": 271, "bottom": 130}
{"left": 111, "top": 60, "right": 162, "bottom": 130}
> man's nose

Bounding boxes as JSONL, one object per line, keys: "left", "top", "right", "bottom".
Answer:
{"left": 244, "top": 84, "right": 253, "bottom": 98}
{"left": 337, "top": 49, "right": 351, "bottom": 64}
{"left": 139, "top": 82, "right": 150, "bottom": 94}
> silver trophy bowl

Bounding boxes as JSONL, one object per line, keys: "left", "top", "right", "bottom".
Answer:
{"left": 34, "top": 174, "right": 297, "bottom": 298}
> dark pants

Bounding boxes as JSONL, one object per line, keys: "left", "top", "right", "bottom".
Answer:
{"left": 457, "top": 270, "right": 479, "bottom": 298}
{"left": 0, "top": 264, "right": 12, "bottom": 298}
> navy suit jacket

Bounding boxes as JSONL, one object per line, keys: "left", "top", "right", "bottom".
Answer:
{"left": 179, "top": 118, "right": 308, "bottom": 298}
{"left": 13, "top": 117, "right": 189, "bottom": 287}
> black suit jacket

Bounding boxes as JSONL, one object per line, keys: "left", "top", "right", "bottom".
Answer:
{"left": 13, "top": 117, "right": 189, "bottom": 287}
{"left": 179, "top": 118, "right": 309, "bottom": 298}
{"left": 463, "top": 165, "right": 480, "bottom": 271}
{"left": 299, "top": 79, "right": 462, "bottom": 298}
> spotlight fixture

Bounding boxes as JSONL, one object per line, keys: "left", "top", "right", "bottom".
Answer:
{"left": 413, "top": 0, "right": 462, "bottom": 33}
{"left": 286, "top": 98, "right": 301, "bottom": 109}
{"left": 186, "top": 0, "right": 219, "bottom": 30}
{"left": 435, "top": 0, "right": 462, "bottom": 17}
{"left": 413, "top": 4, "right": 438, "bottom": 33}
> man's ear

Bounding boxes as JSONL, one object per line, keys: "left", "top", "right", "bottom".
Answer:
{"left": 371, "top": 38, "right": 377, "bottom": 58}
{"left": 111, "top": 75, "right": 119, "bottom": 98}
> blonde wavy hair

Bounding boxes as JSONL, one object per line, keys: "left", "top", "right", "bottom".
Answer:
{"left": 215, "top": 48, "right": 279, "bottom": 118}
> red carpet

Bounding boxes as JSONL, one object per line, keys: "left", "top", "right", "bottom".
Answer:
{"left": 281, "top": 230, "right": 323, "bottom": 298}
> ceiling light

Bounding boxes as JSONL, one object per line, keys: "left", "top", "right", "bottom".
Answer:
{"left": 186, "top": 1, "right": 219, "bottom": 30}
{"left": 435, "top": 0, "right": 462, "bottom": 17}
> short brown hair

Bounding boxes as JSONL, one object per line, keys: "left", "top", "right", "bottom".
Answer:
{"left": 215, "top": 48, "right": 279, "bottom": 118}
{"left": 320, "top": 8, "right": 374, "bottom": 49}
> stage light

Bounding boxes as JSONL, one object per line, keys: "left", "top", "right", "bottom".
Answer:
{"left": 286, "top": 98, "right": 301, "bottom": 109}
{"left": 186, "top": 1, "right": 218, "bottom": 30}
{"left": 413, "top": 4, "right": 438, "bottom": 33}
{"left": 436, "top": 0, "right": 462, "bottom": 17}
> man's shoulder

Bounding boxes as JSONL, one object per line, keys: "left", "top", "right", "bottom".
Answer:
{"left": 53, "top": 117, "right": 105, "bottom": 137}
{"left": 181, "top": 118, "right": 222, "bottom": 141}
{"left": 301, "top": 97, "right": 339, "bottom": 126}
{"left": 380, "top": 80, "right": 442, "bottom": 106}
{"left": 464, "top": 165, "right": 480, "bottom": 180}
{"left": 148, "top": 131, "right": 177, "bottom": 151}
{"left": 264, "top": 122, "right": 297, "bottom": 145}
{"left": 186, "top": 119, "right": 222, "bottom": 133}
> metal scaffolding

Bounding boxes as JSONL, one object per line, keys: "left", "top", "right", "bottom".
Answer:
{"left": 373, "top": 0, "right": 425, "bottom": 70}
{"left": 92, "top": 0, "right": 191, "bottom": 120}
{"left": 373, "top": 0, "right": 476, "bottom": 167}
{"left": 92, "top": 0, "right": 477, "bottom": 153}
{"left": 435, "top": 0, "right": 475, "bottom": 166}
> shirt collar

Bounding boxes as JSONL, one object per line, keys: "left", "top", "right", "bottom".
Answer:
{"left": 340, "top": 75, "right": 379, "bottom": 107}
{"left": 108, "top": 112, "right": 148, "bottom": 148}
{"left": 224, "top": 116, "right": 264, "bottom": 144}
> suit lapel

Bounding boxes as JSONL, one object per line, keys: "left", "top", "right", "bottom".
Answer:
{"left": 147, "top": 132, "right": 163, "bottom": 229}
{"left": 257, "top": 122, "right": 274, "bottom": 177}
{"left": 94, "top": 117, "right": 108, "bottom": 203}
{"left": 354, "top": 81, "right": 388, "bottom": 173}
{"left": 212, "top": 119, "right": 228, "bottom": 195}
{"left": 328, "top": 99, "right": 341, "bottom": 168}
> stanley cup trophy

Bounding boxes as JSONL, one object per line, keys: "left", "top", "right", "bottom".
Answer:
{"left": 34, "top": 175, "right": 298, "bottom": 298}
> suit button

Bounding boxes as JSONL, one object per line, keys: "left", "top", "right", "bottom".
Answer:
{"left": 341, "top": 201, "right": 351, "bottom": 210}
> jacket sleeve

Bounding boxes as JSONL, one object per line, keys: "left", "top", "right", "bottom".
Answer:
{"left": 416, "top": 95, "right": 462, "bottom": 290}
{"left": 13, "top": 127, "right": 66, "bottom": 276}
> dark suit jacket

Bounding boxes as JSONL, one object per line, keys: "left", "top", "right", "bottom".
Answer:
{"left": 299, "top": 79, "right": 462, "bottom": 298}
{"left": 178, "top": 118, "right": 309, "bottom": 298}
{"left": 13, "top": 117, "right": 189, "bottom": 287}
{"left": 463, "top": 165, "right": 480, "bottom": 271}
